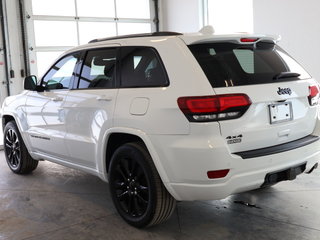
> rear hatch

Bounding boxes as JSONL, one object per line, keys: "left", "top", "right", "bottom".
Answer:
{"left": 187, "top": 38, "right": 319, "bottom": 153}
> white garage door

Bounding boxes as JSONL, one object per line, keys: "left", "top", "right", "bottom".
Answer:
{"left": 24, "top": 0, "right": 155, "bottom": 77}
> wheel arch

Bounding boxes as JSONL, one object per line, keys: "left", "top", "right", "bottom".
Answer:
{"left": 99, "top": 128, "right": 172, "bottom": 188}
{"left": 2, "top": 114, "right": 16, "bottom": 130}
{"left": 2, "top": 113, "right": 33, "bottom": 153}
{"left": 105, "top": 132, "right": 145, "bottom": 173}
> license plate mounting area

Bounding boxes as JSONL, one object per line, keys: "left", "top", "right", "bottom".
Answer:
{"left": 269, "top": 102, "right": 293, "bottom": 124}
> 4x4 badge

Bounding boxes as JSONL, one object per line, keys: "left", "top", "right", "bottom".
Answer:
{"left": 277, "top": 87, "right": 292, "bottom": 95}
{"left": 226, "top": 134, "right": 242, "bottom": 144}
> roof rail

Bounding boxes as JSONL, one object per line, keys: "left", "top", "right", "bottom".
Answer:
{"left": 88, "top": 31, "right": 183, "bottom": 43}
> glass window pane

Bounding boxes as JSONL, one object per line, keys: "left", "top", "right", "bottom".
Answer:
{"left": 79, "top": 49, "right": 117, "bottom": 89}
{"left": 34, "top": 21, "right": 78, "bottom": 47}
{"left": 117, "top": 23, "right": 151, "bottom": 35}
{"left": 188, "top": 42, "right": 310, "bottom": 88}
{"left": 116, "top": 0, "right": 150, "bottom": 19}
{"left": 134, "top": 56, "right": 142, "bottom": 68}
{"left": 36, "top": 52, "right": 63, "bottom": 77}
{"left": 77, "top": 0, "right": 115, "bottom": 17}
{"left": 233, "top": 49, "right": 254, "bottom": 73}
{"left": 277, "top": 51, "right": 309, "bottom": 77}
{"left": 43, "top": 54, "right": 79, "bottom": 89}
{"left": 79, "top": 22, "right": 116, "bottom": 45}
{"left": 32, "top": 0, "right": 75, "bottom": 16}
{"left": 120, "top": 47, "right": 168, "bottom": 88}
{"left": 208, "top": 0, "right": 253, "bottom": 34}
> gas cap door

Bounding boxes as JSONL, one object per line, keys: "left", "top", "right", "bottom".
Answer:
{"left": 130, "top": 97, "right": 150, "bottom": 116}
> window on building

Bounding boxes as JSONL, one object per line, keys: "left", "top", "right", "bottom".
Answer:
{"left": 25, "top": 0, "right": 154, "bottom": 77}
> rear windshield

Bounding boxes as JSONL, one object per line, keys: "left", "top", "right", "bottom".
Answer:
{"left": 188, "top": 41, "right": 311, "bottom": 88}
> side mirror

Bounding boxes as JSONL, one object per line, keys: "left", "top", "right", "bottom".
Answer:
{"left": 24, "top": 75, "right": 37, "bottom": 91}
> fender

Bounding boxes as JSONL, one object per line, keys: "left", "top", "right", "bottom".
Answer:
{"left": 1, "top": 111, "right": 34, "bottom": 154}
{"left": 97, "top": 127, "right": 179, "bottom": 199}
{"left": 2, "top": 92, "right": 32, "bottom": 152}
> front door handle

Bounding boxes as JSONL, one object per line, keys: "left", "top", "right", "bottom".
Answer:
{"left": 96, "top": 96, "right": 113, "bottom": 101}
{"left": 51, "top": 97, "right": 63, "bottom": 102}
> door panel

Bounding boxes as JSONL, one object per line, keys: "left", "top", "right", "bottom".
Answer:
{"left": 63, "top": 89, "right": 118, "bottom": 168}
{"left": 25, "top": 90, "right": 69, "bottom": 157}
{"left": 63, "top": 47, "right": 118, "bottom": 168}
{"left": 24, "top": 53, "right": 80, "bottom": 158}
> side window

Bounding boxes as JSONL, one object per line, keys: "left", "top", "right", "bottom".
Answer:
{"left": 120, "top": 47, "right": 168, "bottom": 88}
{"left": 78, "top": 48, "right": 117, "bottom": 89}
{"left": 42, "top": 54, "right": 79, "bottom": 90}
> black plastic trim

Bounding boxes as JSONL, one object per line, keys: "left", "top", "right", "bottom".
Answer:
{"left": 234, "top": 135, "right": 319, "bottom": 159}
{"left": 89, "top": 32, "right": 182, "bottom": 43}
{"left": 260, "top": 162, "right": 306, "bottom": 188}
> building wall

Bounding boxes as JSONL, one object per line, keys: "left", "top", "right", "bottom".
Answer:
{"left": 159, "top": 0, "right": 203, "bottom": 33}
{"left": 253, "top": 0, "right": 320, "bottom": 81}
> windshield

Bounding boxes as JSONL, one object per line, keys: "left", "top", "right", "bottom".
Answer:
{"left": 188, "top": 41, "right": 311, "bottom": 88}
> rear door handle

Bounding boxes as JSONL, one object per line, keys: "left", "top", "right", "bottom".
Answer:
{"left": 96, "top": 96, "right": 113, "bottom": 101}
{"left": 51, "top": 97, "right": 63, "bottom": 102}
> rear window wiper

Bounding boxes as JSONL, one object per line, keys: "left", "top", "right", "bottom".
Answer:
{"left": 273, "top": 72, "right": 301, "bottom": 80}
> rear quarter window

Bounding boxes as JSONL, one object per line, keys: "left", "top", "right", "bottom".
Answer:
{"left": 119, "top": 47, "right": 169, "bottom": 88}
{"left": 188, "top": 42, "right": 311, "bottom": 88}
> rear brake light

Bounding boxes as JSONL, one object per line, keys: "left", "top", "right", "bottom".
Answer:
{"left": 308, "top": 85, "right": 319, "bottom": 106}
{"left": 240, "top": 38, "right": 259, "bottom": 43}
{"left": 177, "top": 94, "right": 251, "bottom": 122}
{"left": 207, "top": 169, "right": 230, "bottom": 179}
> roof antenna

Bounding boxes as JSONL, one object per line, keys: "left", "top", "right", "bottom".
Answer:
{"left": 199, "top": 25, "right": 215, "bottom": 35}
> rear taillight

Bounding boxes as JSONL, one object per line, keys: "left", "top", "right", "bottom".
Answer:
{"left": 177, "top": 94, "right": 252, "bottom": 122}
{"left": 308, "top": 85, "right": 320, "bottom": 106}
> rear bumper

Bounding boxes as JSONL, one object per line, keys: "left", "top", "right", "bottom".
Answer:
{"left": 234, "top": 135, "right": 319, "bottom": 159}
{"left": 149, "top": 131, "right": 320, "bottom": 201}
{"left": 168, "top": 143, "right": 319, "bottom": 201}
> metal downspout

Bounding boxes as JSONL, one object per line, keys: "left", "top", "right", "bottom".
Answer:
{"left": 153, "top": 0, "right": 159, "bottom": 32}
{"left": 18, "top": 0, "right": 29, "bottom": 77}
{"left": 0, "top": 0, "right": 11, "bottom": 96}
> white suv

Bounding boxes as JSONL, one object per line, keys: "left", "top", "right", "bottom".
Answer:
{"left": 2, "top": 27, "right": 320, "bottom": 227}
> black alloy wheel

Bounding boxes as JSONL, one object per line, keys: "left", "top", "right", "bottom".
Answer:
{"left": 109, "top": 142, "right": 176, "bottom": 228}
{"left": 3, "top": 121, "right": 38, "bottom": 174}
{"left": 113, "top": 155, "right": 150, "bottom": 218}
{"left": 5, "top": 128, "right": 21, "bottom": 170}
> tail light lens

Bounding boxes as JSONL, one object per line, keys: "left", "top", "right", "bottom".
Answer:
{"left": 308, "top": 85, "right": 320, "bottom": 106}
{"left": 177, "top": 94, "right": 252, "bottom": 122}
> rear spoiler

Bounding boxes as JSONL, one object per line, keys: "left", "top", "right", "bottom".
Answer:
{"left": 180, "top": 25, "right": 281, "bottom": 45}
{"left": 183, "top": 35, "right": 281, "bottom": 46}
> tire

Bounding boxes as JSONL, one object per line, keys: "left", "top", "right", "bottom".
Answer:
{"left": 109, "top": 142, "right": 176, "bottom": 228}
{"left": 3, "top": 121, "right": 38, "bottom": 174}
